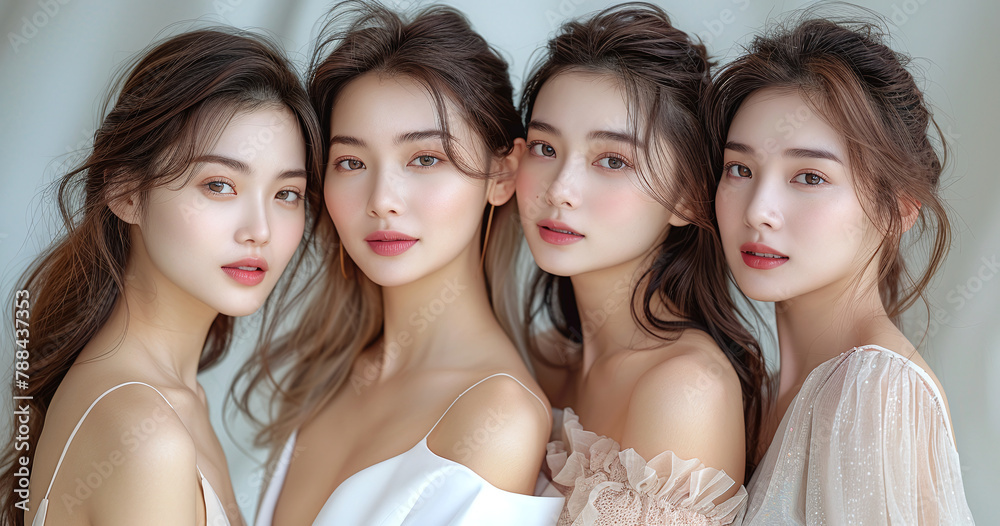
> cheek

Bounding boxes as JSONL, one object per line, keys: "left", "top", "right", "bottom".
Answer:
{"left": 146, "top": 193, "right": 217, "bottom": 250}
{"left": 514, "top": 164, "right": 549, "bottom": 206}
{"left": 415, "top": 176, "right": 484, "bottom": 226}
{"left": 596, "top": 181, "right": 666, "bottom": 229}
{"left": 324, "top": 178, "right": 362, "bottom": 229}
{"left": 272, "top": 208, "right": 306, "bottom": 261}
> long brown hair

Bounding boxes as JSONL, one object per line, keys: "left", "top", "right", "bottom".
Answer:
{"left": 519, "top": 3, "right": 767, "bottom": 480}
{"left": 1, "top": 28, "right": 322, "bottom": 526}
{"left": 704, "top": 11, "right": 951, "bottom": 330}
{"left": 232, "top": 1, "right": 526, "bottom": 459}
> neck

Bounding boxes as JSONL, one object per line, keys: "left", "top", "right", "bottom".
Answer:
{"left": 773, "top": 268, "right": 897, "bottom": 395}
{"left": 378, "top": 241, "right": 497, "bottom": 375}
{"left": 572, "top": 248, "right": 659, "bottom": 375}
{"left": 87, "top": 262, "right": 218, "bottom": 389}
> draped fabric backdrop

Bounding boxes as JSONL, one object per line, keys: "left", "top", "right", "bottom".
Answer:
{"left": 1, "top": 0, "right": 996, "bottom": 521}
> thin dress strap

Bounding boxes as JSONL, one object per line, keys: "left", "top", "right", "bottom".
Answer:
{"left": 41, "top": 382, "right": 177, "bottom": 501}
{"left": 424, "top": 373, "right": 547, "bottom": 439}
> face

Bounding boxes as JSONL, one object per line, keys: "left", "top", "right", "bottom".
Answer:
{"left": 325, "top": 73, "right": 508, "bottom": 288}
{"left": 516, "top": 71, "right": 679, "bottom": 279}
{"left": 127, "top": 106, "right": 308, "bottom": 317}
{"left": 715, "top": 88, "right": 882, "bottom": 303}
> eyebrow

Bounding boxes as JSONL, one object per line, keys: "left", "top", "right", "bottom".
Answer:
{"left": 529, "top": 120, "right": 640, "bottom": 147}
{"left": 587, "top": 130, "right": 640, "bottom": 148}
{"left": 724, "top": 141, "right": 844, "bottom": 165}
{"left": 329, "top": 129, "right": 455, "bottom": 149}
{"left": 527, "top": 120, "right": 560, "bottom": 136}
{"left": 191, "top": 154, "right": 306, "bottom": 180}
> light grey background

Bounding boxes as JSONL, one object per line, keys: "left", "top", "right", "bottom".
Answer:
{"left": 1, "top": 0, "right": 996, "bottom": 521}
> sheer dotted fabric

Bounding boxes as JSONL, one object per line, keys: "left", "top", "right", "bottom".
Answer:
{"left": 538, "top": 408, "right": 747, "bottom": 525}
{"left": 743, "top": 345, "right": 975, "bottom": 525}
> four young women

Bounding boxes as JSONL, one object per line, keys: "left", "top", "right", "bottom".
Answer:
{"left": 2, "top": 1, "right": 974, "bottom": 524}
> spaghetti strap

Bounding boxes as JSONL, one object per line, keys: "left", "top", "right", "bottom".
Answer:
{"left": 40, "top": 382, "right": 177, "bottom": 501}
{"left": 424, "top": 373, "right": 547, "bottom": 440}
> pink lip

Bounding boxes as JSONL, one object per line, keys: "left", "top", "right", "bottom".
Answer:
{"left": 738, "top": 242, "right": 788, "bottom": 270}
{"left": 537, "top": 219, "right": 584, "bottom": 246}
{"left": 222, "top": 257, "right": 268, "bottom": 285}
{"left": 365, "top": 230, "right": 417, "bottom": 256}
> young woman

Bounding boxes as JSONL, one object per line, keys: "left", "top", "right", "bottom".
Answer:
{"left": 707, "top": 15, "right": 975, "bottom": 524}
{"left": 517, "top": 4, "right": 766, "bottom": 524}
{"left": 236, "top": 3, "right": 563, "bottom": 525}
{"left": 0, "top": 29, "right": 323, "bottom": 526}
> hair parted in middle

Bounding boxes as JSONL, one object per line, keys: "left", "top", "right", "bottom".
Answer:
{"left": 232, "top": 0, "right": 527, "bottom": 461}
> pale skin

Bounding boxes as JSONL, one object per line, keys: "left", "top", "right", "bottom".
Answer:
{"left": 715, "top": 88, "right": 952, "bottom": 452}
{"left": 516, "top": 71, "right": 746, "bottom": 499}
{"left": 25, "top": 107, "right": 308, "bottom": 526}
{"left": 270, "top": 73, "right": 550, "bottom": 525}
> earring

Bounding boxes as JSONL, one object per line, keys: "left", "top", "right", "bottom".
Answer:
{"left": 339, "top": 243, "right": 349, "bottom": 280}
{"left": 480, "top": 203, "right": 495, "bottom": 269}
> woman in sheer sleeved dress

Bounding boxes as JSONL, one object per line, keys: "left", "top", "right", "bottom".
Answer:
{"left": 517, "top": 4, "right": 768, "bottom": 524}
{"left": 706, "top": 13, "right": 975, "bottom": 525}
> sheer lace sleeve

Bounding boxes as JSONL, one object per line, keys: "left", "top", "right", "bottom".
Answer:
{"left": 746, "top": 347, "right": 975, "bottom": 524}
{"left": 542, "top": 408, "right": 746, "bottom": 526}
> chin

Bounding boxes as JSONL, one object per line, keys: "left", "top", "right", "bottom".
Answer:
{"left": 355, "top": 263, "right": 423, "bottom": 288}
{"left": 212, "top": 295, "right": 268, "bottom": 317}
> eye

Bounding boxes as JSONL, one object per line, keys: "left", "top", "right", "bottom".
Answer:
{"left": 337, "top": 158, "right": 365, "bottom": 171}
{"left": 791, "top": 172, "right": 827, "bottom": 185}
{"left": 409, "top": 155, "right": 440, "bottom": 167}
{"left": 206, "top": 180, "right": 235, "bottom": 194}
{"left": 276, "top": 189, "right": 302, "bottom": 203}
{"left": 595, "top": 154, "right": 631, "bottom": 170}
{"left": 528, "top": 142, "right": 556, "bottom": 158}
{"left": 724, "top": 163, "right": 752, "bottom": 179}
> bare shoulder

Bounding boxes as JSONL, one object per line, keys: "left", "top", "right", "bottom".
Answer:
{"left": 427, "top": 373, "right": 551, "bottom": 495}
{"left": 620, "top": 330, "right": 747, "bottom": 491}
{"left": 57, "top": 384, "right": 200, "bottom": 523}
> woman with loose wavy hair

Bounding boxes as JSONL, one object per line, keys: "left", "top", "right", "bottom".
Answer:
{"left": 1, "top": 28, "right": 323, "bottom": 526}
{"left": 518, "top": 3, "right": 765, "bottom": 524}
{"left": 706, "top": 9, "right": 974, "bottom": 524}
{"left": 236, "top": 2, "right": 562, "bottom": 524}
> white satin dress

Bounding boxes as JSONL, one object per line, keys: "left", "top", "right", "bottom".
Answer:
{"left": 255, "top": 373, "right": 565, "bottom": 525}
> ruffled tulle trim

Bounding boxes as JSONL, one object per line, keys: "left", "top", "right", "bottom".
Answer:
{"left": 545, "top": 408, "right": 747, "bottom": 525}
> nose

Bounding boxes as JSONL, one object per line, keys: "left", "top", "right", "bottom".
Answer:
{"left": 367, "top": 165, "right": 405, "bottom": 218}
{"left": 743, "top": 176, "right": 783, "bottom": 231}
{"left": 235, "top": 196, "right": 271, "bottom": 246}
{"left": 543, "top": 156, "right": 583, "bottom": 210}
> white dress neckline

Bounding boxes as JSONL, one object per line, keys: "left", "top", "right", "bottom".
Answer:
{"left": 255, "top": 373, "right": 564, "bottom": 526}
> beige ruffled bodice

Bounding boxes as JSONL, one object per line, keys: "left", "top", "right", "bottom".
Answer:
{"left": 538, "top": 407, "right": 747, "bottom": 525}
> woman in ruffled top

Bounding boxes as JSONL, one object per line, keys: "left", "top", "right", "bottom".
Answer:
{"left": 515, "top": 4, "right": 767, "bottom": 524}
{"left": 705, "top": 10, "right": 975, "bottom": 524}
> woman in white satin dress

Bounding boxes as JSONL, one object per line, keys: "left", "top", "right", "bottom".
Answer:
{"left": 706, "top": 12, "right": 975, "bottom": 525}
{"left": 236, "top": 2, "right": 563, "bottom": 525}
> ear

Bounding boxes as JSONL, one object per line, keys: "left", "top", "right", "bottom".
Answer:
{"left": 899, "top": 196, "right": 921, "bottom": 234}
{"left": 486, "top": 138, "right": 526, "bottom": 207}
{"left": 108, "top": 189, "right": 142, "bottom": 225}
{"left": 667, "top": 198, "right": 692, "bottom": 227}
